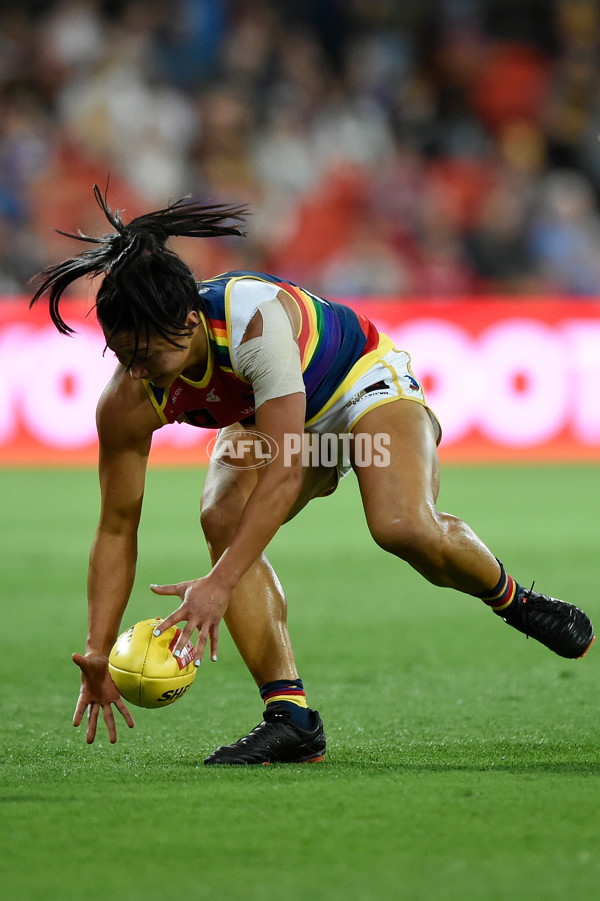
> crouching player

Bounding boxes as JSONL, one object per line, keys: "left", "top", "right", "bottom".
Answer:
{"left": 31, "top": 187, "right": 594, "bottom": 763}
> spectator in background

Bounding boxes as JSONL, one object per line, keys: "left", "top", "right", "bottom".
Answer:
{"left": 2, "top": 0, "right": 600, "bottom": 299}
{"left": 529, "top": 170, "right": 600, "bottom": 295}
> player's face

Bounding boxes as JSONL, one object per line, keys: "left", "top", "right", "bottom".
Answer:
{"left": 107, "top": 312, "right": 204, "bottom": 387}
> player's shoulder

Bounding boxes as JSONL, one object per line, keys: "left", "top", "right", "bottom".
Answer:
{"left": 97, "top": 366, "right": 160, "bottom": 440}
{"left": 200, "top": 271, "right": 282, "bottom": 294}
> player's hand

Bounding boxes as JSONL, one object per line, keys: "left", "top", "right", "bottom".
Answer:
{"left": 150, "top": 575, "right": 230, "bottom": 665}
{"left": 72, "top": 652, "right": 135, "bottom": 744}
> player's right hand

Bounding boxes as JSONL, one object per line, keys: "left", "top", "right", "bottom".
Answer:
{"left": 72, "top": 652, "right": 135, "bottom": 744}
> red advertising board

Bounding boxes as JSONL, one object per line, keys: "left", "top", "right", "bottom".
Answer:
{"left": 2, "top": 297, "right": 600, "bottom": 465}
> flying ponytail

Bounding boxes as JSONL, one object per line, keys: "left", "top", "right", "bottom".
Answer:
{"left": 30, "top": 184, "right": 247, "bottom": 347}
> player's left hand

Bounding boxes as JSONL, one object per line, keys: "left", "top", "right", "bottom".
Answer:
{"left": 150, "top": 575, "right": 230, "bottom": 665}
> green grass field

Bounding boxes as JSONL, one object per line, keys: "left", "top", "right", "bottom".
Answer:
{"left": 1, "top": 464, "right": 599, "bottom": 900}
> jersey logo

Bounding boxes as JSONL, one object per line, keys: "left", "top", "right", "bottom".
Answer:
{"left": 206, "top": 389, "right": 221, "bottom": 402}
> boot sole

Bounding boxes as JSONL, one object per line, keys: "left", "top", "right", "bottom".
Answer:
{"left": 576, "top": 634, "right": 595, "bottom": 659}
{"left": 262, "top": 753, "right": 326, "bottom": 766}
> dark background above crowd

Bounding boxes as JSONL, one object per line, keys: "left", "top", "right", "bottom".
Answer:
{"left": 2, "top": 0, "right": 600, "bottom": 298}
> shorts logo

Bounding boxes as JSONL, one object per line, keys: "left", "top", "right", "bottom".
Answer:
{"left": 345, "top": 379, "right": 392, "bottom": 408}
{"left": 345, "top": 390, "right": 366, "bottom": 408}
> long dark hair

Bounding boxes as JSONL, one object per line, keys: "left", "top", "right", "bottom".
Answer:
{"left": 30, "top": 184, "right": 246, "bottom": 353}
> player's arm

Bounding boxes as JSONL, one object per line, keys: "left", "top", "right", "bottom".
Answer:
{"left": 210, "top": 289, "right": 306, "bottom": 586}
{"left": 72, "top": 370, "right": 160, "bottom": 743}
{"left": 212, "top": 389, "right": 305, "bottom": 581}
{"left": 153, "top": 393, "right": 305, "bottom": 664}
{"left": 153, "top": 295, "right": 306, "bottom": 662}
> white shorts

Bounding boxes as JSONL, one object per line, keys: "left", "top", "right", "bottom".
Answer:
{"left": 306, "top": 345, "right": 441, "bottom": 482}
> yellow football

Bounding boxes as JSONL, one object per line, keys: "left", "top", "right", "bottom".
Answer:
{"left": 108, "top": 618, "right": 197, "bottom": 709}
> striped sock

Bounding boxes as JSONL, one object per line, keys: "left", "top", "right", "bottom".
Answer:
{"left": 260, "top": 679, "right": 312, "bottom": 729}
{"left": 478, "top": 561, "right": 518, "bottom": 612}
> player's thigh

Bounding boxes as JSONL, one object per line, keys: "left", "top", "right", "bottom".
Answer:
{"left": 351, "top": 399, "right": 440, "bottom": 544}
{"left": 201, "top": 423, "right": 338, "bottom": 530}
{"left": 283, "top": 459, "right": 338, "bottom": 522}
{"left": 201, "top": 425, "right": 261, "bottom": 535}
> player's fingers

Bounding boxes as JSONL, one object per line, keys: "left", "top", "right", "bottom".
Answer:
{"left": 194, "top": 629, "right": 209, "bottom": 665}
{"left": 209, "top": 625, "right": 219, "bottom": 663}
{"left": 152, "top": 606, "right": 185, "bottom": 637}
{"left": 150, "top": 583, "right": 183, "bottom": 597}
{"left": 102, "top": 704, "right": 118, "bottom": 744}
{"left": 73, "top": 696, "right": 87, "bottom": 727}
{"left": 173, "top": 621, "right": 197, "bottom": 656}
{"left": 86, "top": 703, "right": 100, "bottom": 744}
{"left": 115, "top": 697, "right": 135, "bottom": 729}
{"left": 72, "top": 651, "right": 88, "bottom": 673}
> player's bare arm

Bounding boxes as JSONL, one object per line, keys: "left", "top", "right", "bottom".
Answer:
{"left": 72, "top": 369, "right": 161, "bottom": 742}
{"left": 152, "top": 389, "right": 306, "bottom": 664}
{"left": 209, "top": 296, "right": 305, "bottom": 596}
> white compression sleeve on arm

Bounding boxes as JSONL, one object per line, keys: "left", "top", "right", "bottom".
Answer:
{"left": 233, "top": 299, "right": 305, "bottom": 409}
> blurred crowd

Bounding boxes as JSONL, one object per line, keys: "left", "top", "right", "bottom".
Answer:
{"left": 2, "top": 0, "right": 600, "bottom": 299}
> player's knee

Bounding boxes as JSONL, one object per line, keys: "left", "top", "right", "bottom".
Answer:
{"left": 201, "top": 463, "right": 257, "bottom": 555}
{"left": 200, "top": 495, "right": 241, "bottom": 555}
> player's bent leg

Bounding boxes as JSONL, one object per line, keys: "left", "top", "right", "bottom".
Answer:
{"left": 200, "top": 425, "right": 328, "bottom": 764}
{"left": 352, "top": 399, "right": 594, "bottom": 659}
{"left": 201, "top": 426, "right": 298, "bottom": 685}
{"left": 353, "top": 399, "right": 501, "bottom": 593}
{"left": 201, "top": 427, "right": 338, "bottom": 683}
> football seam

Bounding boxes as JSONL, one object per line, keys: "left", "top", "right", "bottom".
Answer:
{"left": 108, "top": 664, "right": 192, "bottom": 681}
{"left": 137, "top": 626, "right": 156, "bottom": 705}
